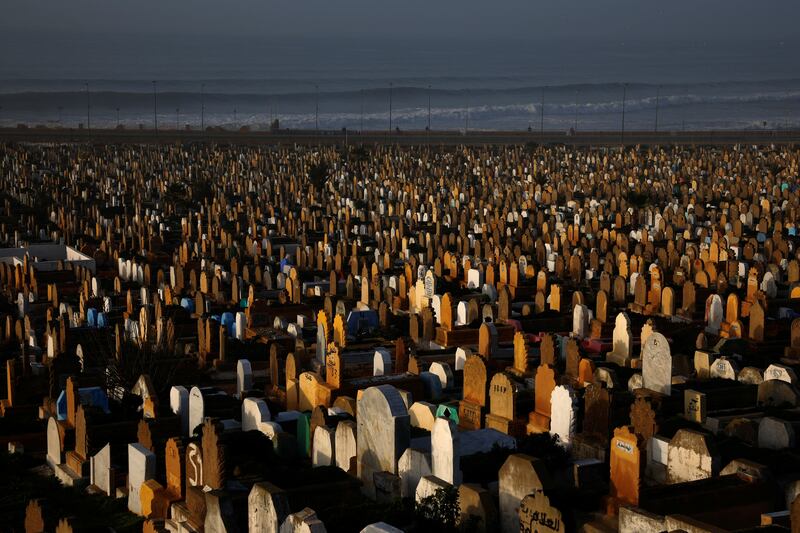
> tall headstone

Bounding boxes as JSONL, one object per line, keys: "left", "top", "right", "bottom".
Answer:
{"left": 609, "top": 426, "right": 643, "bottom": 509}
{"left": 237, "top": 359, "right": 253, "bottom": 398}
{"left": 642, "top": 332, "right": 672, "bottom": 396}
{"left": 128, "top": 443, "right": 156, "bottom": 515}
{"left": 431, "top": 417, "right": 461, "bottom": 485}
{"left": 607, "top": 313, "right": 633, "bottom": 367}
{"left": 357, "top": 385, "right": 411, "bottom": 498}
{"left": 89, "top": 444, "right": 112, "bottom": 496}
{"left": 549, "top": 385, "right": 578, "bottom": 448}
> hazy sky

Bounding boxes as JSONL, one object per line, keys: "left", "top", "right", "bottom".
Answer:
{"left": 1, "top": 1, "right": 799, "bottom": 80}
{"left": 3, "top": 1, "right": 798, "bottom": 41}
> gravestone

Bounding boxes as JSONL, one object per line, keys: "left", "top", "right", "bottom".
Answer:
{"left": 46, "top": 417, "right": 62, "bottom": 468}
{"left": 572, "top": 304, "right": 590, "bottom": 338}
{"left": 630, "top": 397, "right": 658, "bottom": 441}
{"left": 710, "top": 357, "right": 738, "bottom": 381}
{"left": 765, "top": 364, "right": 798, "bottom": 385}
{"left": 540, "top": 334, "right": 556, "bottom": 367}
{"left": 666, "top": 429, "right": 717, "bottom": 484}
{"left": 242, "top": 398, "right": 272, "bottom": 432}
{"left": 128, "top": 443, "right": 156, "bottom": 515}
{"left": 398, "top": 448, "right": 432, "bottom": 499}
{"left": 89, "top": 444, "right": 112, "bottom": 496}
{"left": 415, "top": 475, "right": 451, "bottom": 503}
{"left": 186, "top": 442, "right": 203, "bottom": 488}
{"left": 431, "top": 417, "right": 461, "bottom": 485}
{"left": 188, "top": 386, "right": 206, "bottom": 437}
{"left": 335, "top": 420, "right": 357, "bottom": 474}
{"left": 684, "top": 390, "right": 707, "bottom": 423}
{"left": 409, "top": 402, "right": 437, "bottom": 431}
{"left": 549, "top": 385, "right": 578, "bottom": 448}
{"left": 458, "top": 483, "right": 497, "bottom": 533}
{"left": 518, "top": 491, "right": 566, "bottom": 533}
{"left": 237, "top": 359, "right": 253, "bottom": 399}
{"left": 459, "top": 354, "right": 488, "bottom": 430}
{"left": 609, "top": 426, "right": 642, "bottom": 509}
{"left": 280, "top": 507, "right": 327, "bottom": 532}
{"left": 642, "top": 332, "right": 672, "bottom": 396}
{"left": 583, "top": 384, "right": 610, "bottom": 439}
{"left": 738, "top": 367, "right": 764, "bottom": 385}
{"left": 527, "top": 364, "right": 557, "bottom": 434}
{"left": 165, "top": 438, "right": 184, "bottom": 499}
{"left": 749, "top": 300, "right": 765, "bottom": 342}
{"left": 312, "top": 426, "right": 336, "bottom": 467}
{"left": 757, "top": 417, "right": 796, "bottom": 450}
{"left": 249, "top": 482, "right": 290, "bottom": 533}
{"left": 357, "top": 385, "right": 411, "bottom": 498}
{"left": 693, "top": 351, "right": 713, "bottom": 380}
{"left": 498, "top": 454, "right": 553, "bottom": 533}
{"left": 170, "top": 386, "right": 190, "bottom": 436}
{"left": 607, "top": 313, "right": 632, "bottom": 367}
{"left": 202, "top": 419, "right": 227, "bottom": 490}
{"left": 512, "top": 331, "right": 529, "bottom": 375}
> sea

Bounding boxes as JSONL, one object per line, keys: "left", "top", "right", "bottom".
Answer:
{"left": 1, "top": 37, "right": 798, "bottom": 132}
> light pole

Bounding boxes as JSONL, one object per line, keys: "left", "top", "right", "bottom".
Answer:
{"left": 360, "top": 89, "right": 364, "bottom": 132}
{"left": 427, "top": 85, "right": 431, "bottom": 132}
{"left": 116, "top": 107, "right": 120, "bottom": 128}
{"left": 85, "top": 82, "right": 91, "bottom": 131}
{"left": 389, "top": 82, "right": 393, "bottom": 135}
{"left": 621, "top": 83, "right": 627, "bottom": 146}
{"left": 152, "top": 81, "right": 158, "bottom": 133}
{"left": 201, "top": 83, "right": 205, "bottom": 131}
{"left": 540, "top": 87, "right": 545, "bottom": 136}
{"left": 654, "top": 85, "right": 660, "bottom": 133}
{"left": 465, "top": 90, "right": 470, "bottom": 134}
{"left": 574, "top": 90, "right": 579, "bottom": 132}
{"left": 315, "top": 84, "right": 319, "bottom": 133}
{"left": 176, "top": 108, "right": 180, "bottom": 130}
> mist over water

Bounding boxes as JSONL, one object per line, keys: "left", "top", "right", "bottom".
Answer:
{"left": 1, "top": 36, "right": 798, "bottom": 131}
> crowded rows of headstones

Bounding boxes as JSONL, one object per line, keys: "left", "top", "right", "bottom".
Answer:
{"left": 2, "top": 141, "right": 800, "bottom": 532}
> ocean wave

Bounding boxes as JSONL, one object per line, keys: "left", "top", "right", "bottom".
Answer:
{"left": 2, "top": 80, "right": 798, "bottom": 131}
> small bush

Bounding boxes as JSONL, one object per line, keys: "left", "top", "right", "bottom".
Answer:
{"left": 415, "top": 485, "right": 460, "bottom": 532}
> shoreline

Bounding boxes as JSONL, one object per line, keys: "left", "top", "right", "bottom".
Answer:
{"left": 0, "top": 127, "right": 799, "bottom": 146}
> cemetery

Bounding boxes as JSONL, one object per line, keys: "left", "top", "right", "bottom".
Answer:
{"left": 1, "top": 140, "right": 800, "bottom": 532}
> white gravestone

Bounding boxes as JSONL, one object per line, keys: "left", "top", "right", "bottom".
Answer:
{"left": 431, "top": 417, "right": 462, "bottom": 485}
{"left": 642, "top": 332, "right": 672, "bottom": 395}
{"left": 127, "top": 443, "right": 156, "bottom": 515}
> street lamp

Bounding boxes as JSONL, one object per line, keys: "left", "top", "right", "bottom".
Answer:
{"left": 621, "top": 83, "right": 628, "bottom": 146}
{"left": 540, "top": 87, "right": 545, "bottom": 136}
{"left": 152, "top": 81, "right": 158, "bottom": 133}
{"left": 85, "top": 82, "right": 91, "bottom": 131}
{"left": 574, "top": 90, "right": 579, "bottom": 132}
{"left": 427, "top": 85, "right": 431, "bottom": 132}
{"left": 201, "top": 83, "right": 205, "bottom": 131}
{"left": 655, "top": 85, "right": 661, "bottom": 133}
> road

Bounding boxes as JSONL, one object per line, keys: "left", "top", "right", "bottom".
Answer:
{"left": 1, "top": 127, "right": 799, "bottom": 147}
